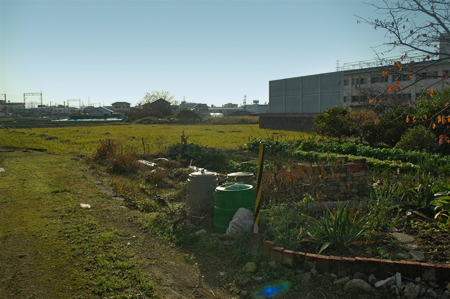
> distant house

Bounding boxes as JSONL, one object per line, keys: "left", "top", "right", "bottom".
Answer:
{"left": 179, "top": 101, "right": 198, "bottom": 110}
{"left": 88, "top": 107, "right": 114, "bottom": 118}
{"left": 142, "top": 99, "right": 172, "bottom": 116}
{"left": 192, "top": 104, "right": 210, "bottom": 117}
{"left": 111, "top": 102, "right": 131, "bottom": 112}
{"left": 83, "top": 106, "right": 97, "bottom": 114}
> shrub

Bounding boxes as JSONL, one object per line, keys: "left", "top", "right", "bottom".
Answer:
{"left": 395, "top": 125, "right": 437, "bottom": 152}
{"left": 313, "top": 106, "right": 355, "bottom": 141}
{"left": 146, "top": 168, "right": 169, "bottom": 185}
{"left": 109, "top": 150, "right": 138, "bottom": 174}
{"left": 347, "top": 110, "right": 379, "bottom": 144}
{"left": 95, "top": 139, "right": 117, "bottom": 159}
{"left": 94, "top": 139, "right": 138, "bottom": 174}
{"left": 166, "top": 143, "right": 230, "bottom": 172}
{"left": 367, "top": 106, "right": 413, "bottom": 147}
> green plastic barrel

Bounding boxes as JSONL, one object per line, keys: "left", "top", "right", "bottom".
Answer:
{"left": 214, "top": 183, "right": 256, "bottom": 234}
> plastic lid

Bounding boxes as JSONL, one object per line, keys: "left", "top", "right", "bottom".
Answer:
{"left": 216, "top": 183, "right": 253, "bottom": 191}
{"left": 190, "top": 169, "right": 217, "bottom": 177}
{"left": 227, "top": 172, "right": 254, "bottom": 177}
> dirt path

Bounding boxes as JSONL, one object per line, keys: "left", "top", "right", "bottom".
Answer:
{"left": 0, "top": 151, "right": 235, "bottom": 298}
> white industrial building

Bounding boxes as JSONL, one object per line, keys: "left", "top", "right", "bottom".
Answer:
{"left": 261, "top": 57, "right": 450, "bottom": 131}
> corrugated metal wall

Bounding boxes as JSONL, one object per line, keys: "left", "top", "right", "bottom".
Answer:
{"left": 269, "top": 72, "right": 343, "bottom": 113}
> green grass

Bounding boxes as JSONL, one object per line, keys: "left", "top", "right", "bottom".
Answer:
{"left": 0, "top": 152, "right": 157, "bottom": 298}
{"left": 0, "top": 123, "right": 312, "bottom": 154}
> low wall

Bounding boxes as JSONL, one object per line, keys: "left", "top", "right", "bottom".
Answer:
{"left": 259, "top": 113, "right": 318, "bottom": 131}
{"left": 262, "top": 241, "right": 450, "bottom": 284}
{"left": 294, "top": 157, "right": 372, "bottom": 201}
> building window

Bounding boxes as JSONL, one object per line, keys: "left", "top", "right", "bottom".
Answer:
{"left": 371, "top": 75, "right": 389, "bottom": 83}
{"left": 399, "top": 74, "right": 411, "bottom": 81}
{"left": 343, "top": 79, "right": 349, "bottom": 86}
{"left": 351, "top": 96, "right": 359, "bottom": 103}
{"left": 352, "top": 78, "right": 366, "bottom": 86}
{"left": 344, "top": 96, "right": 350, "bottom": 102}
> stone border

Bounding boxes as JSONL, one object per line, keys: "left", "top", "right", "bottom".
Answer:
{"left": 262, "top": 241, "right": 450, "bottom": 286}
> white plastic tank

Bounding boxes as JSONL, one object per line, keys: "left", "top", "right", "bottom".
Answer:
{"left": 186, "top": 169, "right": 218, "bottom": 216}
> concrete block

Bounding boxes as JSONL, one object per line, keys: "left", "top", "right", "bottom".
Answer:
{"left": 271, "top": 246, "right": 285, "bottom": 263}
{"left": 354, "top": 257, "right": 369, "bottom": 274}
{"left": 294, "top": 251, "right": 306, "bottom": 270}
{"left": 367, "top": 258, "right": 383, "bottom": 277}
{"left": 315, "top": 255, "right": 330, "bottom": 273}
{"left": 342, "top": 257, "right": 356, "bottom": 275}
{"left": 262, "top": 241, "right": 275, "bottom": 261}
{"left": 281, "top": 250, "right": 296, "bottom": 268}
{"left": 421, "top": 263, "right": 436, "bottom": 281}
{"left": 378, "top": 259, "right": 395, "bottom": 279}
{"left": 304, "top": 253, "right": 318, "bottom": 271}
{"left": 436, "top": 264, "right": 450, "bottom": 283}
{"left": 394, "top": 261, "right": 422, "bottom": 279}
{"left": 329, "top": 256, "right": 343, "bottom": 274}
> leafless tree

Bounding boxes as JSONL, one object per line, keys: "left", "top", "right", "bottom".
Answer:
{"left": 138, "top": 90, "right": 178, "bottom": 106}
{"left": 356, "top": 0, "right": 450, "bottom": 96}
{"left": 358, "top": 0, "right": 450, "bottom": 60}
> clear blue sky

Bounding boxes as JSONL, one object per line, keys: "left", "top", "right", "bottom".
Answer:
{"left": 0, "top": 0, "right": 400, "bottom": 107}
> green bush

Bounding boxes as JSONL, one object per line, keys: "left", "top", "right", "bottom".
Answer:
{"left": 243, "top": 138, "right": 292, "bottom": 155}
{"left": 166, "top": 143, "right": 230, "bottom": 172}
{"left": 314, "top": 106, "right": 355, "bottom": 140}
{"left": 395, "top": 125, "right": 437, "bottom": 152}
{"left": 367, "top": 106, "right": 413, "bottom": 147}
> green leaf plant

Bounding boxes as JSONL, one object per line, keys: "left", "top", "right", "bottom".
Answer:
{"left": 304, "top": 202, "right": 367, "bottom": 253}
{"left": 431, "top": 183, "right": 450, "bottom": 228}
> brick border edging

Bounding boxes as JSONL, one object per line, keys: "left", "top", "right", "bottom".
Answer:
{"left": 263, "top": 241, "right": 450, "bottom": 285}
